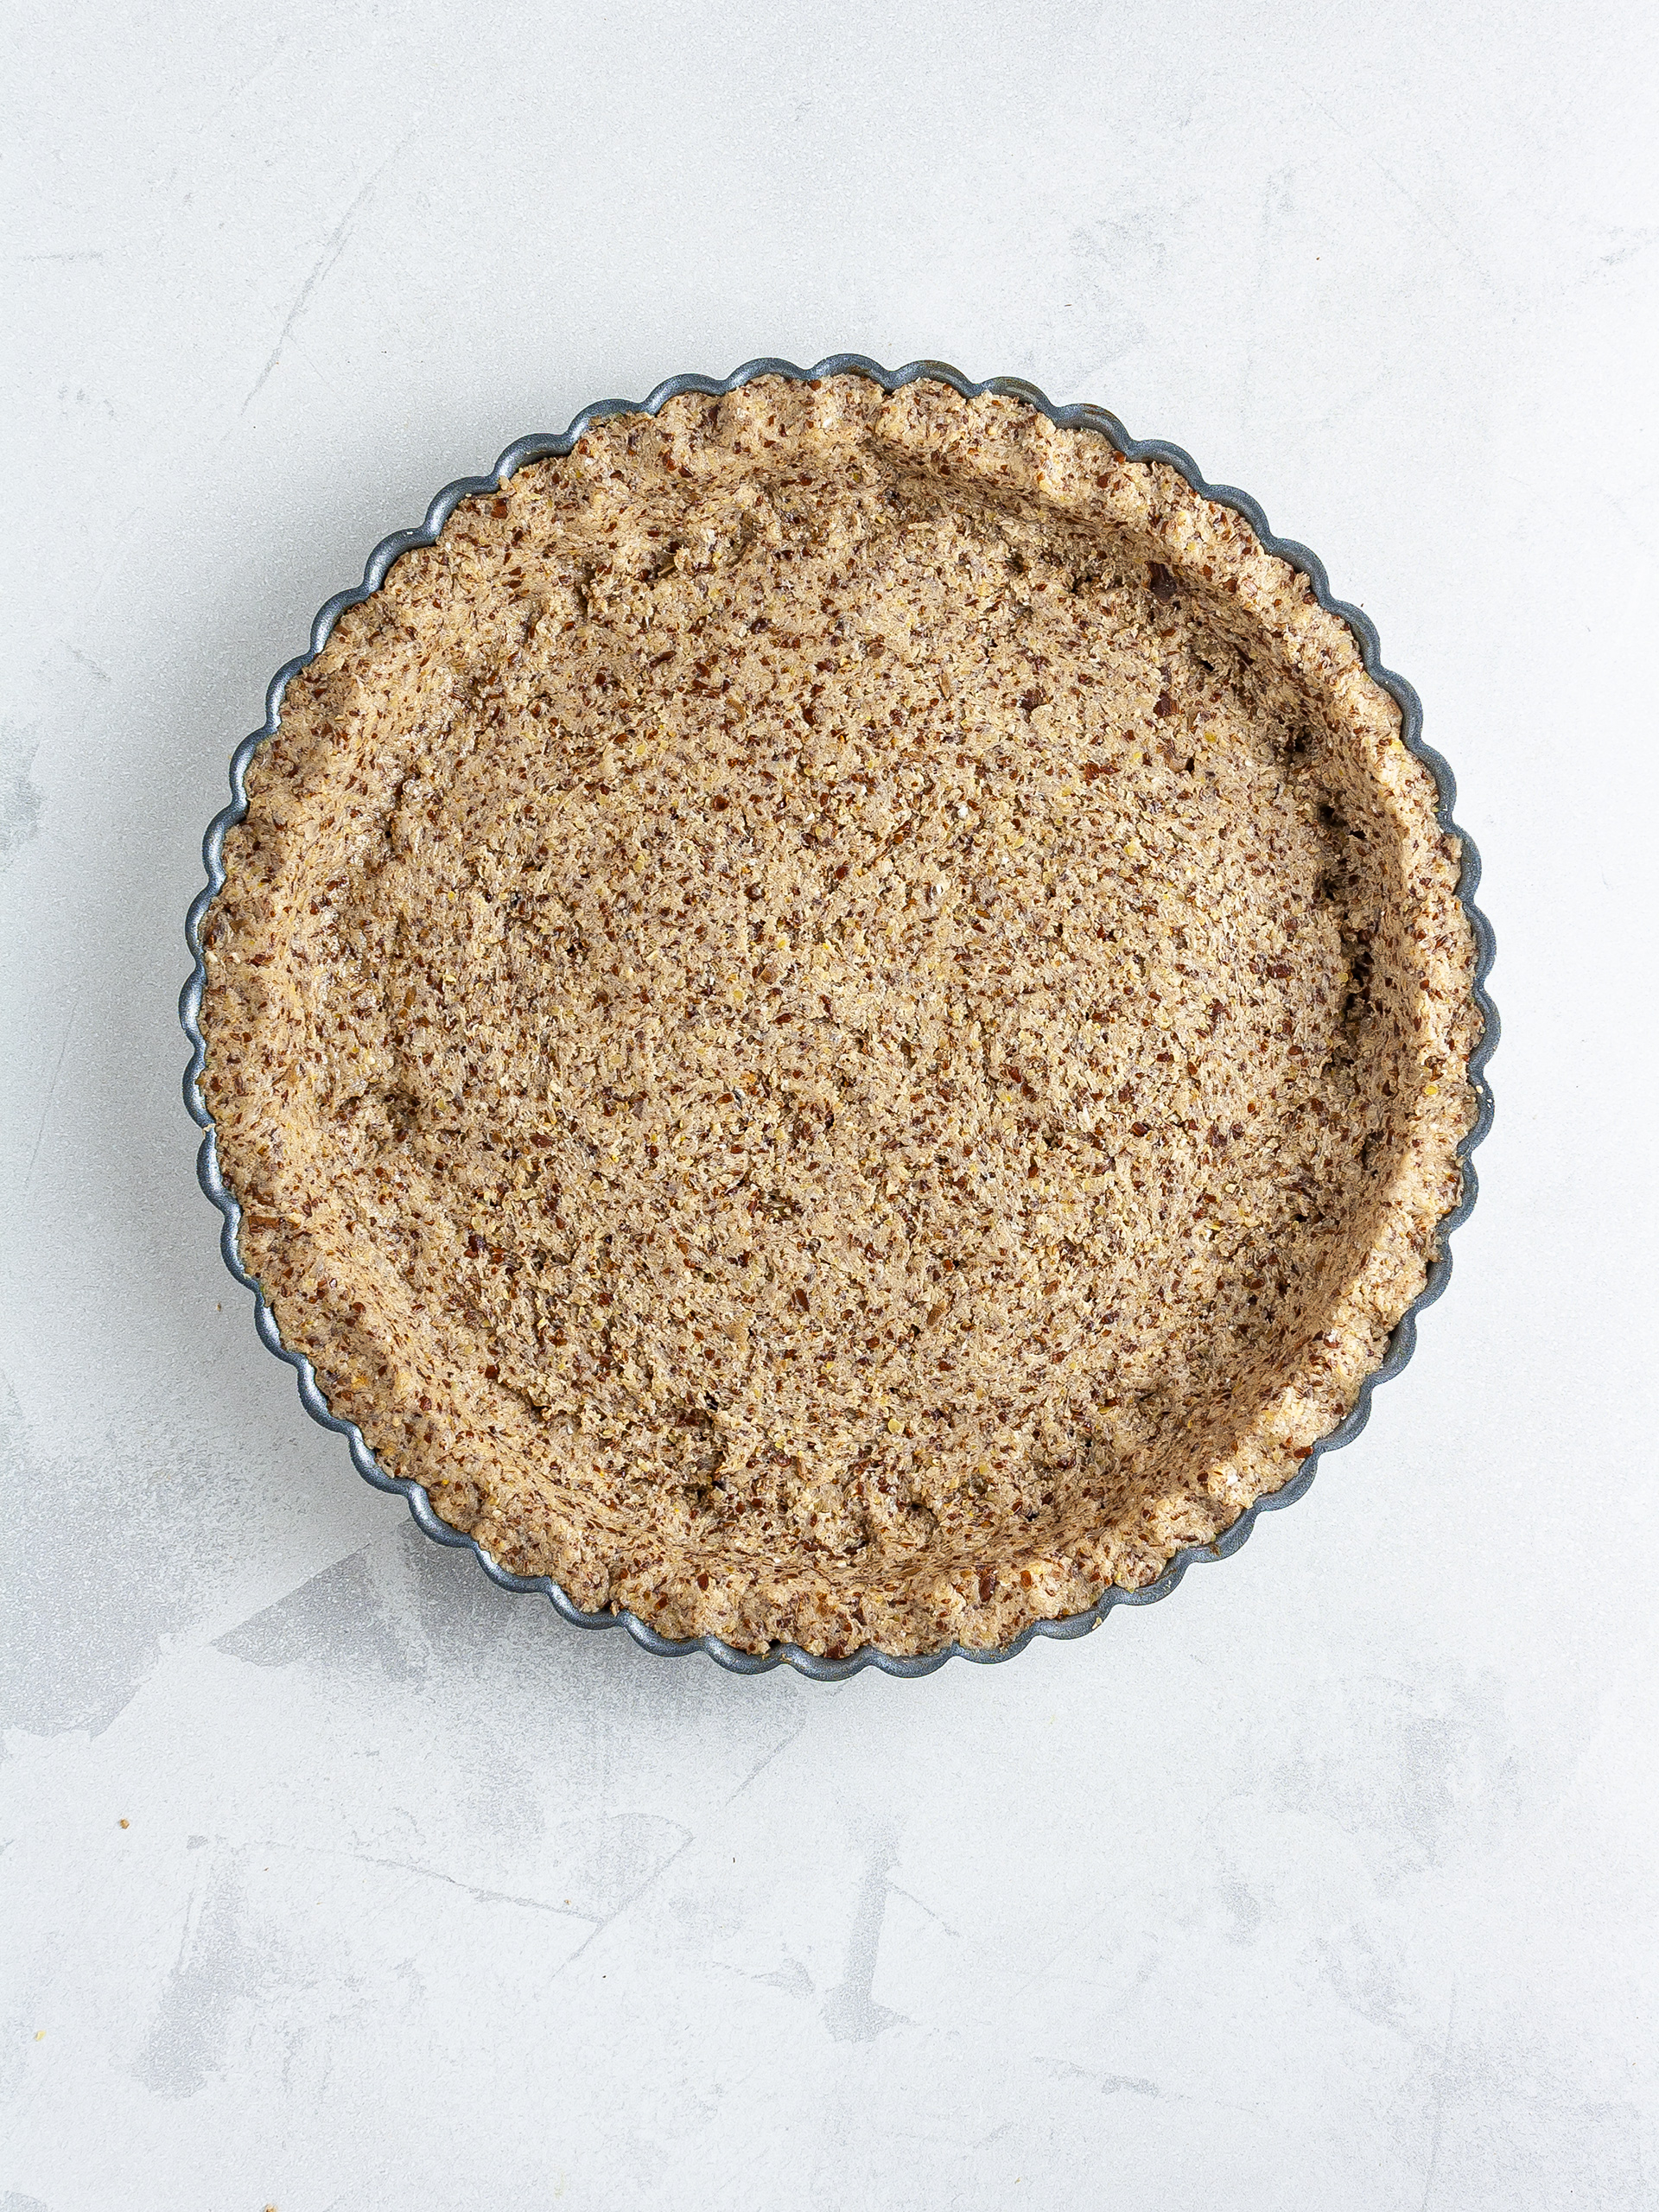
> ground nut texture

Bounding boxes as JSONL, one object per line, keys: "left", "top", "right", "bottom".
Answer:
{"left": 199, "top": 374, "right": 1480, "bottom": 1659}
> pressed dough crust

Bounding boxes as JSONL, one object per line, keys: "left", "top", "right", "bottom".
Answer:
{"left": 199, "top": 374, "right": 1479, "bottom": 1657}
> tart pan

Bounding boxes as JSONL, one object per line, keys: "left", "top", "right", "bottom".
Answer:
{"left": 181, "top": 353, "right": 1497, "bottom": 1680}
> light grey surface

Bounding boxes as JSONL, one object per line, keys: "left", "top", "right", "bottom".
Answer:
{"left": 3, "top": 2, "right": 1656, "bottom": 2206}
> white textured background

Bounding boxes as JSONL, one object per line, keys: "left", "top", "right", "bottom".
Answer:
{"left": 4, "top": 3, "right": 1657, "bottom": 2206}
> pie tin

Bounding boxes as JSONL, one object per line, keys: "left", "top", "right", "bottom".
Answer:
{"left": 181, "top": 353, "right": 1498, "bottom": 1681}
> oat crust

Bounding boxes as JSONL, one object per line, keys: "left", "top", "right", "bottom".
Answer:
{"left": 199, "top": 375, "right": 1478, "bottom": 1657}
